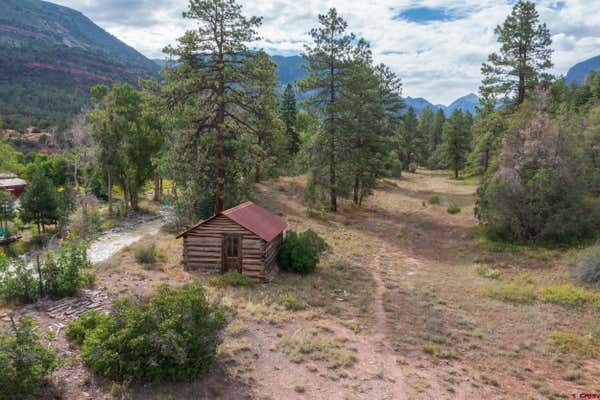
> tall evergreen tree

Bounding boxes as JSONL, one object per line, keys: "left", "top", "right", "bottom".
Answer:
{"left": 399, "top": 107, "right": 419, "bottom": 170}
{"left": 480, "top": 1, "right": 552, "bottom": 106}
{"left": 442, "top": 110, "right": 471, "bottom": 179}
{"left": 280, "top": 83, "right": 299, "bottom": 155}
{"left": 374, "top": 64, "right": 404, "bottom": 124}
{"left": 417, "top": 108, "right": 435, "bottom": 163}
{"left": 468, "top": 107, "right": 505, "bottom": 174}
{"left": 162, "top": 0, "right": 265, "bottom": 215}
{"left": 250, "top": 51, "right": 287, "bottom": 183}
{"left": 20, "top": 170, "right": 60, "bottom": 234}
{"left": 339, "top": 40, "right": 389, "bottom": 205}
{"left": 299, "top": 8, "right": 354, "bottom": 212}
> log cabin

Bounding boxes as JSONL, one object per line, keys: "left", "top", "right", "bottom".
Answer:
{"left": 0, "top": 172, "right": 27, "bottom": 200}
{"left": 176, "top": 201, "right": 287, "bottom": 281}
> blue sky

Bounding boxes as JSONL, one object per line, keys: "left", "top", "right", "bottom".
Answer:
{"left": 52, "top": 0, "right": 600, "bottom": 104}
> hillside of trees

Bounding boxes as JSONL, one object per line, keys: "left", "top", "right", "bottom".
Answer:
{"left": 0, "top": 0, "right": 159, "bottom": 131}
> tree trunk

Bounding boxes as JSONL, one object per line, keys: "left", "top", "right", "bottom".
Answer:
{"left": 329, "top": 59, "right": 337, "bottom": 212}
{"left": 214, "top": 48, "right": 226, "bottom": 214}
{"left": 36, "top": 254, "right": 43, "bottom": 298}
{"left": 130, "top": 187, "right": 138, "bottom": 211}
{"left": 517, "top": 72, "right": 525, "bottom": 105}
{"left": 107, "top": 171, "right": 113, "bottom": 216}
{"left": 159, "top": 178, "right": 163, "bottom": 200}
{"left": 255, "top": 137, "right": 262, "bottom": 183}
{"left": 483, "top": 149, "right": 489, "bottom": 171}
{"left": 123, "top": 181, "right": 129, "bottom": 215}
{"left": 74, "top": 162, "right": 80, "bottom": 194}
{"left": 153, "top": 175, "right": 161, "bottom": 202}
{"left": 353, "top": 175, "right": 359, "bottom": 205}
{"left": 455, "top": 168, "right": 459, "bottom": 179}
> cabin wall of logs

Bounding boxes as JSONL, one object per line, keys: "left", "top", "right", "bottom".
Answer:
{"left": 181, "top": 215, "right": 274, "bottom": 281}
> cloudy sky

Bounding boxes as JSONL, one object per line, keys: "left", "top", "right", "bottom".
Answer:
{"left": 52, "top": 0, "right": 600, "bottom": 105}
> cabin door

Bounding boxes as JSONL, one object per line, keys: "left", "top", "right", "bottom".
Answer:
{"left": 223, "top": 234, "right": 242, "bottom": 272}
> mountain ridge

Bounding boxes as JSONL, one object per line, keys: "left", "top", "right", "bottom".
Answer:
{"left": 566, "top": 55, "right": 600, "bottom": 84}
{"left": 0, "top": 0, "right": 159, "bottom": 130}
{"left": 404, "top": 93, "right": 480, "bottom": 115}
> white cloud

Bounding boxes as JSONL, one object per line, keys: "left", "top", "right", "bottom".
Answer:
{"left": 51, "top": 0, "right": 600, "bottom": 104}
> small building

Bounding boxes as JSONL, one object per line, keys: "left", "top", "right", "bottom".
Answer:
{"left": 176, "top": 201, "right": 287, "bottom": 281}
{"left": 0, "top": 172, "right": 27, "bottom": 200}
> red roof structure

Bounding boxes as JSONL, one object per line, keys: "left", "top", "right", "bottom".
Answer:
{"left": 177, "top": 201, "right": 287, "bottom": 241}
{"left": 0, "top": 173, "right": 27, "bottom": 200}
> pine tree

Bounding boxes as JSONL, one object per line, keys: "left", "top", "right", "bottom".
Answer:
{"left": 432, "top": 109, "right": 445, "bottom": 148}
{"left": 250, "top": 51, "right": 287, "bottom": 183}
{"left": 417, "top": 108, "right": 435, "bottom": 163}
{"left": 399, "top": 107, "right": 419, "bottom": 171}
{"left": 162, "top": 0, "right": 265, "bottom": 214}
{"left": 20, "top": 170, "right": 59, "bottom": 235}
{"left": 280, "top": 83, "right": 299, "bottom": 155}
{"left": 339, "top": 40, "right": 390, "bottom": 205}
{"left": 299, "top": 8, "right": 355, "bottom": 212}
{"left": 442, "top": 110, "right": 471, "bottom": 179}
{"left": 480, "top": 1, "right": 553, "bottom": 106}
{"left": 468, "top": 107, "right": 505, "bottom": 174}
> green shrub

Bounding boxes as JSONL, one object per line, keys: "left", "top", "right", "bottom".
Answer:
{"left": 69, "top": 284, "right": 226, "bottom": 382}
{"left": 428, "top": 195, "right": 440, "bottom": 205}
{"left": 0, "top": 317, "right": 57, "bottom": 399}
{"left": 538, "top": 284, "right": 599, "bottom": 306}
{"left": 547, "top": 331, "right": 599, "bottom": 359}
{"left": 280, "top": 293, "right": 306, "bottom": 311}
{"left": 278, "top": 230, "right": 328, "bottom": 275}
{"left": 575, "top": 244, "right": 600, "bottom": 285}
{"left": 0, "top": 256, "right": 40, "bottom": 304}
{"left": 480, "top": 283, "right": 537, "bottom": 304}
{"left": 42, "top": 239, "right": 93, "bottom": 299}
{"left": 477, "top": 170, "right": 598, "bottom": 244}
{"left": 408, "top": 162, "right": 417, "bottom": 173}
{"left": 134, "top": 243, "right": 157, "bottom": 265}
{"left": 69, "top": 206, "right": 101, "bottom": 239}
{"left": 65, "top": 310, "right": 111, "bottom": 344}
{"left": 423, "top": 343, "right": 438, "bottom": 355}
{"left": 1, "top": 238, "right": 93, "bottom": 305}
{"left": 208, "top": 270, "right": 254, "bottom": 287}
{"left": 475, "top": 265, "right": 503, "bottom": 280}
{"left": 592, "top": 325, "right": 600, "bottom": 344}
{"left": 446, "top": 202, "right": 461, "bottom": 214}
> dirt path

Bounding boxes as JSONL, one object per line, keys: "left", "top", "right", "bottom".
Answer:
{"left": 368, "top": 244, "right": 408, "bottom": 400}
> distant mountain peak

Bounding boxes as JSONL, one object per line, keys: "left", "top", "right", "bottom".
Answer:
{"left": 405, "top": 93, "right": 480, "bottom": 115}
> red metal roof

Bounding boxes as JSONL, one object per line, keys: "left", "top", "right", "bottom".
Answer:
{"left": 176, "top": 201, "right": 287, "bottom": 241}
{"left": 222, "top": 201, "right": 287, "bottom": 242}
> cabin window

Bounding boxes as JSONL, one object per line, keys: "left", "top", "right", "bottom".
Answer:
{"left": 225, "top": 236, "right": 240, "bottom": 258}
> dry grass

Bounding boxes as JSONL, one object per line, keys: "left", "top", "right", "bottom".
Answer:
{"left": 277, "top": 331, "right": 356, "bottom": 369}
